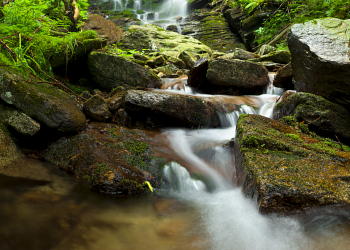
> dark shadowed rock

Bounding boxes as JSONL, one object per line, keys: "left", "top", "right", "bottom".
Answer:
{"left": 273, "top": 92, "right": 350, "bottom": 145}
{"left": 107, "top": 95, "right": 123, "bottom": 113}
{"left": 41, "top": 122, "right": 164, "bottom": 195}
{"left": 124, "top": 89, "right": 225, "bottom": 128}
{"left": 83, "top": 95, "right": 112, "bottom": 122}
{"left": 235, "top": 114, "right": 350, "bottom": 213}
{"left": 273, "top": 62, "right": 293, "bottom": 89}
{"left": 0, "top": 128, "right": 23, "bottom": 167}
{"left": 187, "top": 57, "right": 211, "bottom": 91}
{"left": 288, "top": 18, "right": 350, "bottom": 110}
{"left": 0, "top": 69, "right": 86, "bottom": 133}
{"left": 206, "top": 59, "right": 269, "bottom": 89}
{"left": 88, "top": 51, "right": 162, "bottom": 90}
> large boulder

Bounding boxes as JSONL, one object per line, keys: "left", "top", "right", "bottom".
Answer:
{"left": 41, "top": 122, "right": 164, "bottom": 195}
{"left": 0, "top": 128, "right": 23, "bottom": 167}
{"left": 288, "top": 18, "right": 350, "bottom": 110}
{"left": 88, "top": 51, "right": 162, "bottom": 90}
{"left": 206, "top": 59, "right": 270, "bottom": 90}
{"left": 273, "top": 92, "right": 350, "bottom": 145}
{"left": 124, "top": 90, "right": 225, "bottom": 128}
{"left": 0, "top": 69, "right": 86, "bottom": 133}
{"left": 235, "top": 114, "right": 350, "bottom": 213}
{"left": 118, "top": 24, "right": 212, "bottom": 58}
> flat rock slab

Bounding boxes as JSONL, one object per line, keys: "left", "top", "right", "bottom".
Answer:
{"left": 288, "top": 18, "right": 350, "bottom": 110}
{"left": 124, "top": 90, "right": 225, "bottom": 128}
{"left": 235, "top": 114, "right": 350, "bottom": 213}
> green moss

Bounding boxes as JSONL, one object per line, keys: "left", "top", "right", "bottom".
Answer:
{"left": 285, "top": 133, "right": 303, "bottom": 142}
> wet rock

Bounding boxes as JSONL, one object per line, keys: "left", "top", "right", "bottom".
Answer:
{"left": 88, "top": 51, "right": 162, "bottom": 91}
{"left": 119, "top": 24, "right": 212, "bottom": 58}
{"left": 258, "top": 45, "right": 277, "bottom": 56}
{"left": 235, "top": 114, "right": 350, "bottom": 213}
{"left": 83, "top": 95, "right": 112, "bottom": 122}
{"left": 41, "top": 122, "right": 163, "bottom": 195}
{"left": 107, "top": 95, "right": 123, "bottom": 113}
{"left": 206, "top": 59, "right": 269, "bottom": 90}
{"left": 113, "top": 108, "right": 132, "bottom": 127}
{"left": 82, "top": 14, "right": 123, "bottom": 45}
{"left": 273, "top": 92, "right": 350, "bottom": 145}
{"left": 166, "top": 25, "right": 178, "bottom": 33}
{"left": 276, "top": 90, "right": 296, "bottom": 104}
{"left": 0, "top": 102, "right": 40, "bottom": 137}
{"left": 0, "top": 128, "right": 23, "bottom": 167}
{"left": 146, "top": 55, "right": 165, "bottom": 67}
{"left": 187, "top": 57, "right": 213, "bottom": 93}
{"left": 273, "top": 62, "right": 293, "bottom": 89}
{"left": 124, "top": 89, "right": 225, "bottom": 128}
{"left": 0, "top": 69, "right": 86, "bottom": 133}
{"left": 249, "top": 50, "right": 291, "bottom": 64}
{"left": 288, "top": 18, "right": 350, "bottom": 110}
{"left": 179, "top": 51, "right": 196, "bottom": 68}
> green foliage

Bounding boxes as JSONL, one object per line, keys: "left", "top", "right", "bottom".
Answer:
{"left": 226, "top": 0, "right": 350, "bottom": 47}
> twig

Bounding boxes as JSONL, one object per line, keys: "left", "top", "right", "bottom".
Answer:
{"left": 307, "top": 116, "right": 321, "bottom": 125}
{"left": 263, "top": 1, "right": 287, "bottom": 24}
{"left": 335, "top": 135, "right": 344, "bottom": 151}
{"left": 0, "top": 40, "right": 17, "bottom": 61}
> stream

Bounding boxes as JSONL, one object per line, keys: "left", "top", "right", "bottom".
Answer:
{"left": 1, "top": 76, "right": 350, "bottom": 250}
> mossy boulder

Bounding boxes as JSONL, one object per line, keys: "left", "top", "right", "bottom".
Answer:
{"left": 273, "top": 92, "right": 350, "bottom": 145}
{"left": 0, "top": 69, "right": 86, "bottom": 133}
{"left": 258, "top": 45, "right": 277, "bottom": 56}
{"left": 83, "top": 95, "right": 112, "bottom": 122}
{"left": 88, "top": 51, "right": 162, "bottom": 90}
{"left": 118, "top": 24, "right": 212, "bottom": 59}
{"left": 235, "top": 114, "right": 350, "bottom": 213}
{"left": 206, "top": 58, "right": 269, "bottom": 90}
{"left": 124, "top": 89, "right": 225, "bottom": 128}
{"left": 179, "top": 51, "right": 196, "bottom": 68}
{"left": 0, "top": 128, "right": 23, "bottom": 168}
{"left": 41, "top": 122, "right": 164, "bottom": 195}
{"left": 146, "top": 55, "right": 166, "bottom": 67}
{"left": 288, "top": 18, "right": 350, "bottom": 110}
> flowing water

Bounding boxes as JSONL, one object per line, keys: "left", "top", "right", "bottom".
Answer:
{"left": 2, "top": 77, "right": 350, "bottom": 250}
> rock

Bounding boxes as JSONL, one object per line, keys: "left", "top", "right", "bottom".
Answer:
{"left": 167, "top": 57, "right": 186, "bottom": 69}
{"left": 81, "top": 91, "right": 92, "bottom": 99}
{"left": 0, "top": 128, "right": 23, "bottom": 167}
{"left": 41, "top": 122, "right": 164, "bottom": 195}
{"left": 83, "top": 95, "right": 112, "bottom": 122}
{"left": 206, "top": 59, "right": 269, "bottom": 89}
{"left": 179, "top": 51, "right": 196, "bottom": 68}
{"left": 180, "top": 12, "right": 246, "bottom": 53}
{"left": 166, "top": 25, "right": 178, "bottom": 33}
{"left": 212, "top": 52, "right": 225, "bottom": 58}
{"left": 82, "top": 14, "right": 123, "bottom": 45}
{"left": 133, "top": 53, "right": 149, "bottom": 61}
{"left": 0, "top": 102, "right": 40, "bottom": 137}
{"left": 113, "top": 108, "right": 132, "bottom": 127}
{"left": 249, "top": 50, "right": 291, "bottom": 64}
{"left": 235, "top": 114, "right": 350, "bottom": 213}
{"left": 258, "top": 45, "right": 277, "bottom": 56}
{"left": 273, "top": 62, "right": 293, "bottom": 89}
{"left": 255, "top": 61, "right": 285, "bottom": 71}
{"left": 0, "top": 69, "right": 86, "bottom": 133}
{"left": 124, "top": 89, "right": 225, "bottom": 128}
{"left": 233, "top": 48, "right": 260, "bottom": 60}
{"left": 273, "top": 92, "right": 350, "bottom": 145}
{"left": 167, "top": 63, "right": 179, "bottom": 74}
{"left": 276, "top": 90, "right": 296, "bottom": 104}
{"left": 107, "top": 95, "right": 123, "bottom": 113}
{"left": 118, "top": 24, "right": 212, "bottom": 58}
{"left": 146, "top": 55, "right": 165, "bottom": 67}
{"left": 88, "top": 51, "right": 162, "bottom": 90}
{"left": 187, "top": 57, "right": 213, "bottom": 93}
{"left": 288, "top": 18, "right": 350, "bottom": 110}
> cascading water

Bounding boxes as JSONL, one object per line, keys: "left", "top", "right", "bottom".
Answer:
{"left": 158, "top": 76, "right": 350, "bottom": 249}
{"left": 113, "top": 0, "right": 123, "bottom": 11}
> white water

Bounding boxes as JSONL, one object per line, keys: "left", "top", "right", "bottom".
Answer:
{"left": 159, "top": 76, "right": 315, "bottom": 250}
{"left": 113, "top": 0, "right": 123, "bottom": 11}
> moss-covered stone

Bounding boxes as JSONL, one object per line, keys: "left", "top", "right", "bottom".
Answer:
{"left": 249, "top": 50, "right": 291, "bottom": 64}
{"left": 235, "top": 114, "right": 350, "bottom": 213}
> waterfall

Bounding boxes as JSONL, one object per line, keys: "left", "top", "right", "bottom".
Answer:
{"left": 113, "top": 0, "right": 123, "bottom": 11}
{"left": 134, "top": 0, "right": 141, "bottom": 10}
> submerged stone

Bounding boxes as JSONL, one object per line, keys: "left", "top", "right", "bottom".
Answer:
{"left": 235, "top": 114, "right": 350, "bottom": 213}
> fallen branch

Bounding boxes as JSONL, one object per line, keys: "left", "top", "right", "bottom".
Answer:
{"left": 335, "top": 135, "right": 344, "bottom": 151}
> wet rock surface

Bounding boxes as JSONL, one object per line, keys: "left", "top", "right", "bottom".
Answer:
{"left": 0, "top": 69, "right": 86, "bottom": 133}
{"left": 206, "top": 58, "right": 269, "bottom": 89}
{"left": 41, "top": 122, "right": 164, "bottom": 195}
{"left": 273, "top": 62, "right": 293, "bottom": 89}
{"left": 124, "top": 89, "right": 225, "bottom": 128}
{"left": 235, "top": 114, "right": 350, "bottom": 213}
{"left": 0, "top": 128, "right": 23, "bottom": 168}
{"left": 288, "top": 18, "right": 350, "bottom": 110}
{"left": 88, "top": 51, "right": 162, "bottom": 91}
{"left": 273, "top": 92, "right": 350, "bottom": 145}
